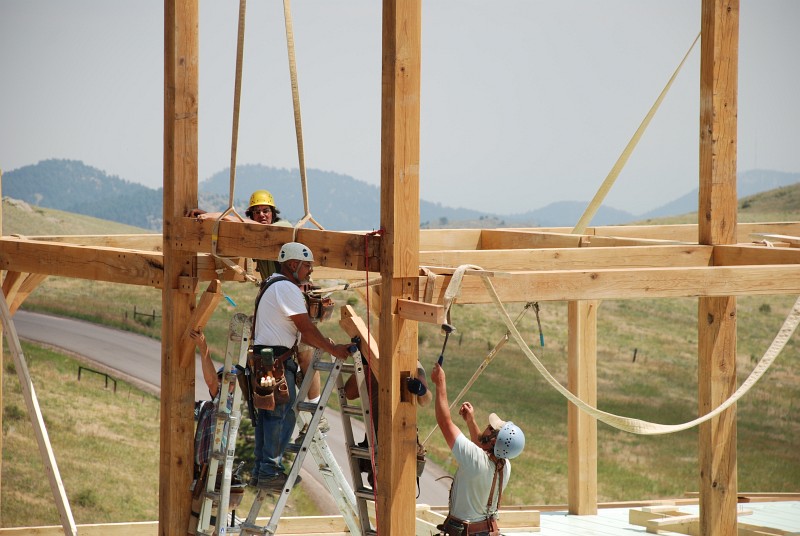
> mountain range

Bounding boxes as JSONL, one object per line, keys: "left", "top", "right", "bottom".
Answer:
{"left": 3, "top": 159, "right": 798, "bottom": 231}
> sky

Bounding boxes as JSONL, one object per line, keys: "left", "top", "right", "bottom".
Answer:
{"left": 1, "top": 1, "right": 799, "bottom": 216}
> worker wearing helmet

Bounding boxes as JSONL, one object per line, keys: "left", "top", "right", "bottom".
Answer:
{"left": 245, "top": 189, "right": 283, "bottom": 225}
{"left": 250, "top": 242, "right": 353, "bottom": 492}
{"left": 186, "top": 188, "right": 288, "bottom": 227}
{"left": 431, "top": 362, "right": 525, "bottom": 536}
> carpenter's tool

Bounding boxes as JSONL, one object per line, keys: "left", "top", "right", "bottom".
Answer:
{"left": 437, "top": 323, "right": 456, "bottom": 365}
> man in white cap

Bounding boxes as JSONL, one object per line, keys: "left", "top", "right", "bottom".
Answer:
{"left": 431, "top": 362, "right": 525, "bottom": 536}
{"left": 250, "top": 241, "right": 353, "bottom": 492}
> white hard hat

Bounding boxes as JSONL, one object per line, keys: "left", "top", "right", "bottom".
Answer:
{"left": 279, "top": 242, "right": 314, "bottom": 263}
{"left": 489, "top": 413, "right": 525, "bottom": 459}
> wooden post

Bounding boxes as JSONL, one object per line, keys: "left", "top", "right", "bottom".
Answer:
{"left": 377, "top": 1, "right": 421, "bottom": 535}
{"left": 567, "top": 300, "right": 598, "bottom": 515}
{"left": 699, "top": 1, "right": 739, "bottom": 535}
{"left": 162, "top": 1, "right": 199, "bottom": 534}
{"left": 0, "top": 169, "right": 4, "bottom": 517}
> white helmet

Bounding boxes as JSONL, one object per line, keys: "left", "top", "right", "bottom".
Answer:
{"left": 489, "top": 413, "right": 525, "bottom": 459}
{"left": 279, "top": 242, "right": 314, "bottom": 263}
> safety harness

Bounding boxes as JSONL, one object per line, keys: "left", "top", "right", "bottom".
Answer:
{"left": 439, "top": 455, "right": 505, "bottom": 536}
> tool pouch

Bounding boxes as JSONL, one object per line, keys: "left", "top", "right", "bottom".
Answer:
{"left": 248, "top": 346, "right": 293, "bottom": 409}
{"left": 248, "top": 348, "right": 276, "bottom": 410}
{"left": 307, "top": 295, "right": 334, "bottom": 322}
{"left": 437, "top": 517, "right": 466, "bottom": 536}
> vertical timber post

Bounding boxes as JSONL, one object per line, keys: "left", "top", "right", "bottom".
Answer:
{"left": 699, "top": 1, "right": 739, "bottom": 536}
{"left": 567, "top": 300, "right": 598, "bottom": 515}
{"left": 0, "top": 169, "right": 4, "bottom": 516}
{"left": 378, "top": 1, "right": 421, "bottom": 535}
{"left": 162, "top": 1, "right": 199, "bottom": 534}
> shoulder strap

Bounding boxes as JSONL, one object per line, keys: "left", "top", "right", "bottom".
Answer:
{"left": 486, "top": 457, "right": 505, "bottom": 515}
{"left": 252, "top": 275, "right": 292, "bottom": 337}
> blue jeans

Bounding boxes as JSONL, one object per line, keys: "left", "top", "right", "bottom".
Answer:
{"left": 253, "top": 359, "right": 298, "bottom": 480}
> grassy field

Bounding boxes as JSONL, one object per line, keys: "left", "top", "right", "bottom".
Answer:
{"left": 2, "top": 193, "right": 799, "bottom": 524}
{"left": 0, "top": 342, "right": 318, "bottom": 528}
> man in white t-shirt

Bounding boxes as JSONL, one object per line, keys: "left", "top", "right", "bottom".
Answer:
{"left": 431, "top": 362, "right": 525, "bottom": 536}
{"left": 250, "top": 241, "right": 353, "bottom": 492}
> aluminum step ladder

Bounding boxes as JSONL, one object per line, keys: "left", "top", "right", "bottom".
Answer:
{"left": 238, "top": 340, "right": 376, "bottom": 536}
{"left": 334, "top": 347, "right": 378, "bottom": 536}
{"left": 195, "top": 313, "right": 252, "bottom": 536}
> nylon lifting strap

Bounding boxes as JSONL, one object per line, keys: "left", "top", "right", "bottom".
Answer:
{"left": 572, "top": 32, "right": 701, "bottom": 235}
{"left": 443, "top": 264, "right": 800, "bottom": 436}
{"left": 211, "top": 0, "right": 258, "bottom": 285}
{"left": 283, "top": 0, "right": 324, "bottom": 233}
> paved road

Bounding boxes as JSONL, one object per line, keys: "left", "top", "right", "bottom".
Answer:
{"left": 11, "top": 310, "right": 451, "bottom": 511}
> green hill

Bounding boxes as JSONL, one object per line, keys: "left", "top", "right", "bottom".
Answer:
{"left": 2, "top": 197, "right": 153, "bottom": 236}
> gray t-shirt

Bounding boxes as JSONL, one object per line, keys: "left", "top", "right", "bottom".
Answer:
{"left": 449, "top": 433, "right": 510, "bottom": 522}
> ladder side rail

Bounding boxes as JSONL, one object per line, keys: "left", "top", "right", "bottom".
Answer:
{"left": 306, "top": 424, "right": 361, "bottom": 535}
{"left": 264, "top": 355, "right": 344, "bottom": 534}
{"left": 215, "top": 319, "right": 251, "bottom": 530}
{"left": 343, "top": 350, "right": 377, "bottom": 534}
{"left": 242, "top": 347, "right": 326, "bottom": 530}
{"left": 197, "top": 314, "right": 249, "bottom": 534}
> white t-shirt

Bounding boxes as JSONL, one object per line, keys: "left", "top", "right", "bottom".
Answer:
{"left": 448, "top": 433, "right": 511, "bottom": 522}
{"left": 253, "top": 276, "right": 307, "bottom": 348}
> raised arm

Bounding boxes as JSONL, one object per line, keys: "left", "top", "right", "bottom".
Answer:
{"left": 431, "top": 363, "right": 461, "bottom": 449}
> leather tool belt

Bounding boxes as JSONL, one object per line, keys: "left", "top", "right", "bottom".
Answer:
{"left": 248, "top": 345, "right": 296, "bottom": 410}
{"left": 437, "top": 515, "right": 499, "bottom": 536}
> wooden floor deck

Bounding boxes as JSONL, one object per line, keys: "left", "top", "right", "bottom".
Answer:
{"left": 528, "top": 501, "right": 800, "bottom": 536}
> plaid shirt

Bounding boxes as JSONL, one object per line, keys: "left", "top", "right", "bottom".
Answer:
{"left": 194, "top": 392, "right": 233, "bottom": 466}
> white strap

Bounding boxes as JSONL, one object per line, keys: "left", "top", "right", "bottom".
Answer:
{"left": 446, "top": 264, "right": 800, "bottom": 435}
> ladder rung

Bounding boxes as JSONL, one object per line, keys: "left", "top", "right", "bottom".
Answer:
{"left": 341, "top": 404, "right": 364, "bottom": 416}
{"left": 296, "top": 401, "right": 319, "bottom": 413}
{"left": 349, "top": 446, "right": 372, "bottom": 460}
{"left": 201, "top": 490, "right": 221, "bottom": 501}
{"left": 340, "top": 362, "right": 356, "bottom": 374}
{"left": 313, "top": 361, "right": 337, "bottom": 372}
{"left": 355, "top": 487, "right": 376, "bottom": 500}
{"left": 285, "top": 443, "right": 302, "bottom": 454}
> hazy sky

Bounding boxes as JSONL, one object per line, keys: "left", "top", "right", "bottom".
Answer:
{"left": 2, "top": 1, "right": 798, "bottom": 216}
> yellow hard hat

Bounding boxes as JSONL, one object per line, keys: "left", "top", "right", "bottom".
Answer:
{"left": 248, "top": 189, "right": 276, "bottom": 208}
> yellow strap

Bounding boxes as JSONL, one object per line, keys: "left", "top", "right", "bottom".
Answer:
{"left": 283, "top": 0, "right": 324, "bottom": 231}
{"left": 573, "top": 32, "right": 701, "bottom": 235}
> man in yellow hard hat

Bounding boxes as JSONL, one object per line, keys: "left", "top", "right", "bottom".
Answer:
{"left": 245, "top": 189, "right": 285, "bottom": 226}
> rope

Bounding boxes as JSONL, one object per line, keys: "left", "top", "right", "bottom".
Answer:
{"left": 282, "top": 0, "right": 324, "bottom": 232}
{"left": 572, "top": 32, "right": 701, "bottom": 235}
{"left": 445, "top": 265, "right": 800, "bottom": 435}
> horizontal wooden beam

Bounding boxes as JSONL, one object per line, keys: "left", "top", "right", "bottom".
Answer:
{"left": 0, "top": 238, "right": 244, "bottom": 287}
{"left": 420, "top": 245, "right": 714, "bottom": 271}
{"left": 479, "top": 229, "right": 683, "bottom": 250}
{"left": 172, "top": 218, "right": 380, "bottom": 272}
{"left": 416, "top": 264, "right": 800, "bottom": 304}
{"left": 20, "top": 234, "right": 162, "bottom": 251}
{"left": 536, "top": 222, "right": 800, "bottom": 243}
{"left": 713, "top": 244, "right": 800, "bottom": 266}
{"left": 0, "top": 237, "right": 164, "bottom": 287}
{"left": 395, "top": 299, "right": 445, "bottom": 325}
